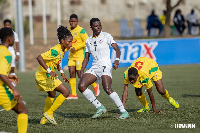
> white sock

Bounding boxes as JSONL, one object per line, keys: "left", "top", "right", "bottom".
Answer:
{"left": 109, "top": 92, "right": 126, "bottom": 113}
{"left": 82, "top": 88, "right": 101, "bottom": 108}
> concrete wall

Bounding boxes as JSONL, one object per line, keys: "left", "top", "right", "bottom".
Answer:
{"left": 4, "top": 0, "right": 200, "bottom": 22}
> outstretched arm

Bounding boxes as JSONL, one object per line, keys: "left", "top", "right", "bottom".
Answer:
{"left": 147, "top": 88, "right": 162, "bottom": 113}
{"left": 122, "top": 84, "right": 129, "bottom": 106}
{"left": 80, "top": 52, "right": 90, "bottom": 77}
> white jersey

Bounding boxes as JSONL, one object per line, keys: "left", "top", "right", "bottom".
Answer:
{"left": 85, "top": 31, "right": 116, "bottom": 67}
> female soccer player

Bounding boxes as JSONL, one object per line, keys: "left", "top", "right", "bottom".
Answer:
{"left": 3, "top": 19, "right": 20, "bottom": 87}
{"left": 123, "top": 57, "right": 179, "bottom": 113}
{"left": 78, "top": 18, "right": 129, "bottom": 119}
{"left": 67, "top": 14, "right": 99, "bottom": 99}
{"left": 0, "top": 27, "right": 28, "bottom": 133}
{"left": 35, "top": 26, "right": 72, "bottom": 124}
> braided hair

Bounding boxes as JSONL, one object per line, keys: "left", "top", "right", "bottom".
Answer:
{"left": 0, "top": 27, "right": 13, "bottom": 43}
{"left": 57, "top": 25, "right": 72, "bottom": 43}
{"left": 128, "top": 67, "right": 138, "bottom": 77}
{"left": 90, "top": 18, "right": 100, "bottom": 26}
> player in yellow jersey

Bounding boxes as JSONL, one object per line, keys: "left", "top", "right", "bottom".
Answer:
{"left": 66, "top": 14, "right": 99, "bottom": 99}
{"left": 0, "top": 27, "right": 28, "bottom": 133}
{"left": 35, "top": 26, "right": 72, "bottom": 125}
{"left": 122, "top": 57, "right": 179, "bottom": 113}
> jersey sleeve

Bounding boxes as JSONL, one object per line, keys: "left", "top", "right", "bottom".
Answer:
{"left": 0, "top": 56, "right": 11, "bottom": 75}
{"left": 124, "top": 71, "right": 129, "bottom": 84}
{"left": 73, "top": 29, "right": 88, "bottom": 50}
{"left": 41, "top": 48, "right": 59, "bottom": 61}
{"left": 106, "top": 33, "right": 116, "bottom": 46}
{"left": 14, "top": 32, "right": 19, "bottom": 42}
{"left": 140, "top": 73, "right": 153, "bottom": 89}
{"left": 85, "top": 39, "right": 91, "bottom": 53}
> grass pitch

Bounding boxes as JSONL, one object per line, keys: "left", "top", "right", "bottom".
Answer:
{"left": 0, "top": 64, "right": 200, "bottom": 133}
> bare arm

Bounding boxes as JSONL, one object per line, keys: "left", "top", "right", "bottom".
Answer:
{"left": 122, "top": 84, "right": 129, "bottom": 106}
{"left": 80, "top": 52, "right": 90, "bottom": 77}
{"left": 147, "top": 88, "right": 162, "bottom": 113}
{"left": 57, "top": 64, "right": 69, "bottom": 83}
{"left": 15, "top": 42, "right": 19, "bottom": 61}
{"left": 36, "top": 55, "right": 58, "bottom": 79}
{"left": 111, "top": 43, "right": 121, "bottom": 70}
{"left": 0, "top": 74, "right": 22, "bottom": 102}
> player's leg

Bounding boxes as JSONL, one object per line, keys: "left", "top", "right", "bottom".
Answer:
{"left": 135, "top": 87, "right": 150, "bottom": 112}
{"left": 102, "top": 75, "right": 129, "bottom": 119}
{"left": 76, "top": 58, "right": 100, "bottom": 96}
{"left": 40, "top": 91, "right": 55, "bottom": 124}
{"left": 154, "top": 79, "right": 179, "bottom": 108}
{"left": 12, "top": 100, "right": 28, "bottom": 133}
{"left": 67, "top": 61, "right": 78, "bottom": 99}
{"left": 44, "top": 83, "right": 70, "bottom": 124}
{"left": 77, "top": 69, "right": 99, "bottom": 96}
{"left": 78, "top": 73, "right": 104, "bottom": 118}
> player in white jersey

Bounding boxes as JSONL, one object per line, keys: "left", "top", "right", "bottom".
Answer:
{"left": 78, "top": 18, "right": 129, "bottom": 119}
{"left": 4, "top": 19, "right": 20, "bottom": 86}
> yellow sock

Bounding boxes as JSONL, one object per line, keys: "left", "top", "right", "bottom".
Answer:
{"left": 17, "top": 113, "right": 28, "bottom": 133}
{"left": 47, "top": 94, "right": 66, "bottom": 114}
{"left": 70, "top": 78, "right": 77, "bottom": 95}
{"left": 137, "top": 93, "right": 149, "bottom": 108}
{"left": 44, "top": 96, "right": 54, "bottom": 113}
{"left": 91, "top": 82, "right": 97, "bottom": 88}
{"left": 161, "top": 89, "right": 170, "bottom": 101}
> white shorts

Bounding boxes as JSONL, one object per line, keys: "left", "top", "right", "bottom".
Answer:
{"left": 8, "top": 46, "right": 16, "bottom": 67}
{"left": 85, "top": 65, "right": 112, "bottom": 82}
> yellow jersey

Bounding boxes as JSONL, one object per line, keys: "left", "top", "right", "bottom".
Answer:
{"left": 124, "top": 57, "right": 161, "bottom": 89}
{"left": 36, "top": 44, "right": 64, "bottom": 79}
{"left": 159, "top": 15, "right": 166, "bottom": 25}
{"left": 68, "top": 25, "right": 88, "bottom": 59}
{"left": 0, "top": 45, "right": 14, "bottom": 103}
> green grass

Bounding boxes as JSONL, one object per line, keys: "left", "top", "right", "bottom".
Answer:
{"left": 0, "top": 64, "right": 200, "bottom": 133}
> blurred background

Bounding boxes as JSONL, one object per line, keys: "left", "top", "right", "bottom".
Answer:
{"left": 0, "top": 0, "right": 200, "bottom": 71}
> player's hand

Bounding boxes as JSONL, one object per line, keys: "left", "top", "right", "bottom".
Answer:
{"left": 70, "top": 47, "right": 76, "bottom": 53}
{"left": 153, "top": 109, "right": 163, "bottom": 113}
{"left": 49, "top": 72, "right": 58, "bottom": 80}
{"left": 61, "top": 73, "right": 69, "bottom": 83}
{"left": 8, "top": 75, "right": 19, "bottom": 85}
{"left": 15, "top": 55, "right": 19, "bottom": 61}
{"left": 80, "top": 71, "right": 84, "bottom": 78}
{"left": 113, "top": 60, "right": 119, "bottom": 70}
{"left": 13, "top": 89, "right": 22, "bottom": 103}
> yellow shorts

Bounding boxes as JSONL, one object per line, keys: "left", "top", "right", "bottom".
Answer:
{"left": 0, "top": 86, "right": 17, "bottom": 111}
{"left": 68, "top": 58, "right": 84, "bottom": 70}
{"left": 35, "top": 72, "right": 62, "bottom": 92}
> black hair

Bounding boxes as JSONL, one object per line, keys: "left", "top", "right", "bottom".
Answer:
{"left": 90, "top": 18, "right": 100, "bottom": 26}
{"left": 0, "top": 27, "right": 14, "bottom": 43}
{"left": 3, "top": 19, "right": 12, "bottom": 25}
{"left": 128, "top": 67, "right": 138, "bottom": 77}
{"left": 57, "top": 25, "right": 72, "bottom": 43}
{"left": 70, "top": 14, "right": 78, "bottom": 20}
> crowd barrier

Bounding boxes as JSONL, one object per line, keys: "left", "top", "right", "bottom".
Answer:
{"left": 62, "top": 37, "right": 200, "bottom": 69}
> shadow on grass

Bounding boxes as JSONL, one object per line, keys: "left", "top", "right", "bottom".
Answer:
{"left": 56, "top": 112, "right": 113, "bottom": 119}
{"left": 109, "top": 108, "right": 138, "bottom": 114}
{"left": 56, "top": 112, "right": 92, "bottom": 118}
{"left": 181, "top": 94, "right": 200, "bottom": 98}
